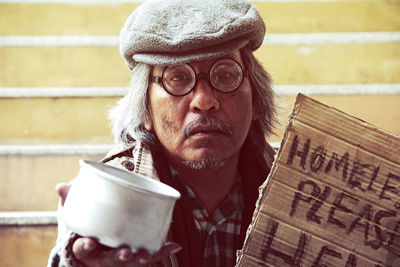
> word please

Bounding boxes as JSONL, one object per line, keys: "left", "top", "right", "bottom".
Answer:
{"left": 290, "top": 179, "right": 400, "bottom": 252}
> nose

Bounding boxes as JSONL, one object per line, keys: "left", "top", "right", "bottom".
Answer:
{"left": 189, "top": 79, "right": 220, "bottom": 112}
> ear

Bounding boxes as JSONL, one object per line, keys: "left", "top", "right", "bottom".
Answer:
{"left": 144, "top": 98, "right": 154, "bottom": 131}
{"left": 144, "top": 118, "right": 153, "bottom": 131}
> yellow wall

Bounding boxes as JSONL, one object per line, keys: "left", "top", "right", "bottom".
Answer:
{"left": 0, "top": 226, "right": 57, "bottom": 267}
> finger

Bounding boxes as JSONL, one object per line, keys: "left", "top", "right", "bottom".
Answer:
{"left": 159, "top": 242, "right": 182, "bottom": 255}
{"left": 150, "top": 242, "right": 182, "bottom": 263}
{"left": 114, "top": 247, "right": 133, "bottom": 263}
{"left": 134, "top": 248, "right": 151, "bottom": 265}
{"left": 72, "top": 237, "right": 97, "bottom": 261}
{"left": 55, "top": 183, "right": 70, "bottom": 206}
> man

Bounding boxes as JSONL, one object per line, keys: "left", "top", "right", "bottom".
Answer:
{"left": 48, "top": 0, "right": 277, "bottom": 266}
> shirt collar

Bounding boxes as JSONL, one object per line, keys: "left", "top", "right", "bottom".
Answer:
{"left": 169, "top": 165, "right": 244, "bottom": 224}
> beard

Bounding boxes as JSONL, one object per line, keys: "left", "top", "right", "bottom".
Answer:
{"left": 181, "top": 153, "right": 227, "bottom": 169}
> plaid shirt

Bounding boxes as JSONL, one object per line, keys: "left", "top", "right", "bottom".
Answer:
{"left": 182, "top": 179, "right": 244, "bottom": 267}
{"left": 154, "top": 168, "right": 244, "bottom": 267}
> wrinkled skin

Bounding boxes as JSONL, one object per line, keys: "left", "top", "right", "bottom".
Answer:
{"left": 146, "top": 51, "right": 255, "bottom": 171}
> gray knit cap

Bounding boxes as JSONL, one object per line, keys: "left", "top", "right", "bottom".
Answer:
{"left": 120, "top": 0, "right": 266, "bottom": 69}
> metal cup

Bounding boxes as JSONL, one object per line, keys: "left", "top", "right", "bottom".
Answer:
{"left": 61, "top": 159, "right": 180, "bottom": 253}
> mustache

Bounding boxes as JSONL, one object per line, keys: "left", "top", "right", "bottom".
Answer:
{"left": 183, "top": 116, "right": 232, "bottom": 139}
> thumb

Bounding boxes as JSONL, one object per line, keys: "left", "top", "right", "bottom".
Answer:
{"left": 151, "top": 242, "right": 182, "bottom": 263}
{"left": 55, "top": 183, "right": 70, "bottom": 206}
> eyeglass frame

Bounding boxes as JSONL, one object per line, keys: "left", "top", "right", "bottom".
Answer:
{"left": 150, "top": 58, "right": 248, "bottom": 97}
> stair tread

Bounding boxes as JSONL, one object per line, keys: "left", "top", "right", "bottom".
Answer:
{"left": 1, "top": 0, "right": 399, "bottom": 35}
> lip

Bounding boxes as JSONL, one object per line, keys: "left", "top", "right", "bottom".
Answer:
{"left": 189, "top": 125, "right": 226, "bottom": 137}
{"left": 183, "top": 117, "right": 232, "bottom": 140}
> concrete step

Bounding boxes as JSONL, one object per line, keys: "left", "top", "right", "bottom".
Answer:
{"left": 273, "top": 94, "right": 400, "bottom": 142}
{"left": 1, "top": 0, "right": 399, "bottom": 35}
{"left": 1, "top": 143, "right": 272, "bottom": 211}
{"left": 0, "top": 148, "right": 107, "bottom": 211}
{"left": 0, "top": 46, "right": 127, "bottom": 87}
{"left": 0, "top": 211, "right": 57, "bottom": 267}
{"left": 257, "top": 42, "right": 400, "bottom": 85}
{"left": 0, "top": 225, "right": 57, "bottom": 267}
{"left": 1, "top": 41, "right": 399, "bottom": 87}
{"left": 2, "top": 85, "right": 400, "bottom": 212}
{"left": 0, "top": 143, "right": 276, "bottom": 212}
{"left": 0, "top": 96, "right": 116, "bottom": 144}
{"left": 0, "top": 211, "right": 57, "bottom": 225}
{"left": 0, "top": 93, "right": 399, "bottom": 145}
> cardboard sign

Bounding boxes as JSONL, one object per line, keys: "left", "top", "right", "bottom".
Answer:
{"left": 237, "top": 94, "right": 400, "bottom": 267}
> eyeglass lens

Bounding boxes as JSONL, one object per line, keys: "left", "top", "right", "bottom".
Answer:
{"left": 162, "top": 59, "right": 244, "bottom": 96}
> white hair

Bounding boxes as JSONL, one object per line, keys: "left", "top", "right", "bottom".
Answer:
{"left": 109, "top": 63, "right": 153, "bottom": 145}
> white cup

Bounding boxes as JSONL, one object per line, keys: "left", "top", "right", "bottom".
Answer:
{"left": 61, "top": 159, "right": 181, "bottom": 253}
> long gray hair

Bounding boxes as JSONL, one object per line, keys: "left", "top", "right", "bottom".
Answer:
{"left": 109, "top": 47, "right": 277, "bottom": 158}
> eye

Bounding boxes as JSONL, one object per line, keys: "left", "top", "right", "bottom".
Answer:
{"left": 210, "top": 59, "right": 243, "bottom": 92}
{"left": 164, "top": 66, "right": 193, "bottom": 86}
{"left": 162, "top": 64, "right": 196, "bottom": 96}
{"left": 215, "top": 69, "right": 235, "bottom": 82}
{"left": 170, "top": 72, "right": 190, "bottom": 82}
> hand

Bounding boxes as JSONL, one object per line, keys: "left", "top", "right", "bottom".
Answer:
{"left": 71, "top": 238, "right": 181, "bottom": 266}
{"left": 55, "top": 183, "right": 181, "bottom": 266}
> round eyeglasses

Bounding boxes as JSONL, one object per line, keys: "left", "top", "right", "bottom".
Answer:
{"left": 151, "top": 58, "right": 247, "bottom": 96}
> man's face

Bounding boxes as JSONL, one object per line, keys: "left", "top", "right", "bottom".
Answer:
{"left": 145, "top": 50, "right": 255, "bottom": 169}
